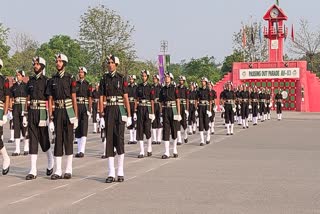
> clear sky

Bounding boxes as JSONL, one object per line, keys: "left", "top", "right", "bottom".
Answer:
{"left": 0, "top": 0, "right": 318, "bottom": 63}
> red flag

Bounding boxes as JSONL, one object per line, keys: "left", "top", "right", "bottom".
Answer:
{"left": 291, "top": 24, "right": 295, "bottom": 41}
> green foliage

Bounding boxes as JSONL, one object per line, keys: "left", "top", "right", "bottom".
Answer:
{"left": 221, "top": 51, "right": 244, "bottom": 74}
{"left": 0, "top": 23, "right": 11, "bottom": 75}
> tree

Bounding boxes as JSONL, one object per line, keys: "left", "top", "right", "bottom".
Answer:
{"left": 233, "top": 22, "right": 268, "bottom": 62}
{"left": 79, "top": 5, "right": 136, "bottom": 75}
{"left": 289, "top": 19, "right": 320, "bottom": 73}
{"left": 7, "top": 33, "right": 39, "bottom": 75}
{"left": 36, "top": 35, "right": 90, "bottom": 77}
{"left": 221, "top": 51, "right": 244, "bottom": 74}
{"left": 0, "top": 23, "right": 11, "bottom": 75}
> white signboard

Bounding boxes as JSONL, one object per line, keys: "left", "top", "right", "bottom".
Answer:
{"left": 271, "top": 40, "right": 278, "bottom": 49}
{"left": 239, "top": 68, "right": 300, "bottom": 80}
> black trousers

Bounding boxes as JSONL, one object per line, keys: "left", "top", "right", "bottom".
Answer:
{"left": 104, "top": 106, "right": 125, "bottom": 158}
{"left": 9, "top": 119, "right": 13, "bottom": 130}
{"left": 265, "top": 103, "right": 271, "bottom": 114}
{"left": 0, "top": 126, "right": 3, "bottom": 150}
{"left": 127, "top": 102, "right": 136, "bottom": 130}
{"left": 236, "top": 102, "right": 241, "bottom": 117}
{"left": 188, "top": 104, "right": 196, "bottom": 125}
{"left": 252, "top": 102, "right": 259, "bottom": 117}
{"left": 276, "top": 102, "right": 282, "bottom": 114}
{"left": 224, "top": 104, "right": 234, "bottom": 124}
{"left": 13, "top": 104, "right": 27, "bottom": 138}
{"left": 259, "top": 102, "right": 265, "bottom": 116}
{"left": 136, "top": 106, "right": 151, "bottom": 140}
{"left": 53, "top": 108, "right": 74, "bottom": 156}
{"left": 198, "top": 105, "right": 210, "bottom": 131}
{"left": 28, "top": 109, "right": 50, "bottom": 154}
{"left": 178, "top": 104, "right": 187, "bottom": 130}
{"left": 92, "top": 102, "right": 98, "bottom": 123}
{"left": 75, "top": 104, "right": 88, "bottom": 138}
{"left": 152, "top": 103, "right": 162, "bottom": 129}
{"left": 162, "top": 107, "right": 178, "bottom": 141}
{"left": 241, "top": 102, "right": 249, "bottom": 119}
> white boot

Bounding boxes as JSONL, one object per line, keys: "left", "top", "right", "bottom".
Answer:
{"left": 206, "top": 131, "right": 211, "bottom": 144}
{"left": 24, "top": 139, "right": 29, "bottom": 153}
{"left": 117, "top": 154, "right": 124, "bottom": 177}
{"left": 268, "top": 113, "right": 271, "bottom": 120}
{"left": 65, "top": 155, "right": 73, "bottom": 174}
{"left": 188, "top": 125, "right": 192, "bottom": 134}
{"left": 211, "top": 122, "right": 215, "bottom": 134}
{"left": 1, "top": 147, "right": 10, "bottom": 171}
{"left": 29, "top": 154, "right": 38, "bottom": 176}
{"left": 46, "top": 148, "right": 54, "bottom": 170}
{"left": 14, "top": 138, "right": 21, "bottom": 154}
{"left": 10, "top": 130, "right": 14, "bottom": 141}
{"left": 80, "top": 136, "right": 87, "bottom": 154}
{"left": 93, "top": 123, "right": 97, "bottom": 133}
{"left": 177, "top": 131, "right": 182, "bottom": 144}
{"left": 139, "top": 140, "right": 144, "bottom": 156}
{"left": 76, "top": 138, "right": 81, "bottom": 154}
{"left": 227, "top": 124, "right": 230, "bottom": 135}
{"left": 193, "top": 123, "right": 197, "bottom": 133}
{"left": 164, "top": 141, "right": 170, "bottom": 157}
{"left": 129, "top": 129, "right": 134, "bottom": 142}
{"left": 280, "top": 113, "right": 282, "bottom": 120}
{"left": 242, "top": 119, "right": 246, "bottom": 128}
{"left": 157, "top": 128, "right": 162, "bottom": 143}
{"left": 54, "top": 157, "right": 62, "bottom": 176}
{"left": 246, "top": 118, "right": 249, "bottom": 128}
{"left": 183, "top": 128, "right": 188, "bottom": 143}
{"left": 200, "top": 131, "right": 204, "bottom": 145}
{"left": 152, "top": 129, "right": 157, "bottom": 143}
{"left": 103, "top": 139, "right": 106, "bottom": 156}
{"left": 147, "top": 138, "right": 152, "bottom": 154}
{"left": 230, "top": 124, "right": 234, "bottom": 135}
{"left": 108, "top": 157, "right": 115, "bottom": 178}
{"left": 133, "top": 129, "right": 137, "bottom": 143}
{"left": 173, "top": 139, "right": 178, "bottom": 155}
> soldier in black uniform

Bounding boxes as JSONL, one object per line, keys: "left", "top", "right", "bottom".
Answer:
{"left": 197, "top": 77, "right": 212, "bottom": 145}
{"left": 219, "top": 84, "right": 227, "bottom": 120}
{"left": 250, "top": 87, "right": 259, "bottom": 125}
{"left": 248, "top": 86, "right": 253, "bottom": 122}
{"left": 0, "top": 58, "right": 11, "bottom": 175}
{"left": 134, "top": 70, "right": 154, "bottom": 158}
{"left": 221, "top": 82, "right": 236, "bottom": 135}
{"left": 177, "top": 76, "right": 189, "bottom": 145}
{"left": 265, "top": 89, "right": 271, "bottom": 120}
{"left": 259, "top": 88, "right": 266, "bottom": 122}
{"left": 92, "top": 83, "right": 100, "bottom": 133}
{"left": 240, "top": 84, "right": 250, "bottom": 128}
{"left": 275, "top": 90, "right": 283, "bottom": 120}
{"left": 159, "top": 72, "right": 181, "bottom": 159}
{"left": 47, "top": 53, "right": 78, "bottom": 180}
{"left": 151, "top": 74, "right": 162, "bottom": 144}
{"left": 10, "top": 69, "right": 29, "bottom": 156}
{"left": 209, "top": 81, "right": 217, "bottom": 135}
{"left": 235, "top": 86, "right": 242, "bottom": 125}
{"left": 187, "top": 82, "right": 197, "bottom": 135}
{"left": 25, "top": 56, "right": 54, "bottom": 180}
{"left": 99, "top": 55, "right": 132, "bottom": 183}
{"left": 75, "top": 67, "right": 92, "bottom": 158}
{"left": 127, "top": 75, "right": 137, "bottom": 144}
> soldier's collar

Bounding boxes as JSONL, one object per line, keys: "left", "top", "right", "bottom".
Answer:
{"left": 57, "top": 69, "right": 65, "bottom": 78}
{"left": 109, "top": 70, "right": 116, "bottom": 77}
{"left": 143, "top": 82, "right": 148, "bottom": 86}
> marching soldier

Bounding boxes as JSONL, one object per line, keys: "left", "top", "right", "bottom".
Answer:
{"left": 177, "top": 76, "right": 189, "bottom": 145}
{"left": 159, "top": 72, "right": 181, "bottom": 158}
{"left": 0, "top": 58, "right": 11, "bottom": 175}
{"left": 240, "top": 84, "right": 250, "bottom": 129}
{"left": 209, "top": 81, "right": 217, "bottom": 135}
{"left": 250, "top": 86, "right": 259, "bottom": 125}
{"left": 265, "top": 89, "right": 272, "bottom": 120}
{"left": 7, "top": 106, "right": 14, "bottom": 143}
{"left": 92, "top": 83, "right": 100, "bottom": 133}
{"left": 99, "top": 55, "right": 132, "bottom": 183}
{"left": 235, "top": 86, "right": 242, "bottom": 125}
{"left": 47, "top": 53, "right": 78, "bottom": 180}
{"left": 187, "top": 82, "right": 197, "bottom": 135}
{"left": 222, "top": 82, "right": 236, "bottom": 135}
{"left": 219, "top": 84, "right": 227, "bottom": 121}
{"left": 259, "top": 88, "right": 266, "bottom": 122}
{"left": 248, "top": 87, "right": 253, "bottom": 122}
{"left": 275, "top": 90, "right": 283, "bottom": 120}
{"left": 75, "top": 67, "right": 92, "bottom": 158}
{"left": 197, "top": 77, "right": 212, "bottom": 145}
{"left": 134, "top": 70, "right": 155, "bottom": 158}
{"left": 127, "top": 75, "right": 137, "bottom": 144}
{"left": 25, "top": 56, "right": 54, "bottom": 180}
{"left": 151, "top": 74, "right": 162, "bottom": 145}
{"left": 10, "top": 69, "right": 29, "bottom": 156}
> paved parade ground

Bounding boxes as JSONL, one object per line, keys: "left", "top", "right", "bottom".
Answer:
{"left": 0, "top": 112, "right": 320, "bottom": 214}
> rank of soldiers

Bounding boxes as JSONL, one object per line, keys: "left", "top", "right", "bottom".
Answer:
{"left": 0, "top": 56, "right": 284, "bottom": 183}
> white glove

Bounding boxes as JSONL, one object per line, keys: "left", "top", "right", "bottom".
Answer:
{"left": 7, "top": 111, "right": 13, "bottom": 120}
{"left": 127, "top": 117, "right": 132, "bottom": 127}
{"left": 133, "top": 113, "right": 137, "bottom": 121}
{"left": 233, "top": 108, "right": 236, "bottom": 112}
{"left": 206, "top": 110, "right": 212, "bottom": 118}
{"left": 238, "top": 105, "right": 241, "bottom": 109}
{"left": 195, "top": 110, "right": 198, "bottom": 117}
{"left": 281, "top": 103, "right": 284, "bottom": 107}
{"left": 87, "top": 111, "right": 92, "bottom": 120}
{"left": 49, "top": 121, "right": 55, "bottom": 132}
{"left": 100, "top": 117, "right": 105, "bottom": 129}
{"left": 249, "top": 105, "right": 252, "bottom": 109}
{"left": 73, "top": 118, "right": 79, "bottom": 130}
{"left": 160, "top": 115, "right": 163, "bottom": 124}
{"left": 149, "top": 114, "right": 155, "bottom": 122}
{"left": 96, "top": 114, "right": 100, "bottom": 122}
{"left": 174, "top": 114, "right": 182, "bottom": 121}
{"left": 2, "top": 115, "right": 7, "bottom": 124}
{"left": 22, "top": 116, "right": 28, "bottom": 127}
{"left": 214, "top": 106, "right": 218, "bottom": 112}
{"left": 185, "top": 110, "right": 189, "bottom": 118}
{"left": 269, "top": 102, "right": 273, "bottom": 108}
